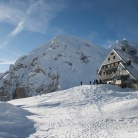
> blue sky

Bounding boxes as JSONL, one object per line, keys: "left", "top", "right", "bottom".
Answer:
{"left": 0, "top": 0, "right": 138, "bottom": 72}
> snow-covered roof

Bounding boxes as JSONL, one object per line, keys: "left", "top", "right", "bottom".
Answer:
{"left": 114, "top": 49, "right": 138, "bottom": 80}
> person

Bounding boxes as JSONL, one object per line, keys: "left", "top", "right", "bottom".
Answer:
{"left": 80, "top": 81, "right": 82, "bottom": 85}
{"left": 99, "top": 79, "right": 102, "bottom": 84}
{"left": 90, "top": 81, "right": 91, "bottom": 85}
{"left": 95, "top": 79, "right": 99, "bottom": 84}
{"left": 93, "top": 79, "right": 96, "bottom": 84}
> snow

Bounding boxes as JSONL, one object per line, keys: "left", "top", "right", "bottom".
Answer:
{"left": 0, "top": 102, "right": 35, "bottom": 138}
{"left": 113, "top": 49, "right": 138, "bottom": 80}
{"left": 0, "top": 84, "right": 136, "bottom": 138}
{"left": 108, "top": 39, "right": 138, "bottom": 57}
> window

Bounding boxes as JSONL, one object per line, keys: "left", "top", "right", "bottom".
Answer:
{"left": 108, "top": 64, "right": 111, "bottom": 68}
{"left": 102, "top": 72, "right": 105, "bottom": 76}
{"left": 115, "top": 62, "right": 118, "bottom": 66}
{"left": 111, "top": 64, "right": 113, "bottom": 67}
{"left": 111, "top": 52, "right": 114, "bottom": 55}
{"left": 113, "top": 56, "right": 115, "bottom": 59}
{"left": 108, "top": 58, "right": 110, "bottom": 61}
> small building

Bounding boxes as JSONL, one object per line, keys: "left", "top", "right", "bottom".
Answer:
{"left": 98, "top": 46, "right": 138, "bottom": 89}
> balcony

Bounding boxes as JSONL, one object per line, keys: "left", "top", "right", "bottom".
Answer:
{"left": 100, "top": 66, "right": 118, "bottom": 71}
{"left": 98, "top": 74, "right": 113, "bottom": 81}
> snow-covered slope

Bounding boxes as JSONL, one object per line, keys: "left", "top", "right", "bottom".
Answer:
{"left": 0, "top": 35, "right": 107, "bottom": 100}
{"left": 7, "top": 84, "right": 138, "bottom": 138}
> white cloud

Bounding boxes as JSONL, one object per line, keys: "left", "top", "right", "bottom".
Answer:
{"left": 8, "top": 18, "right": 25, "bottom": 38}
{"left": 0, "top": 0, "right": 66, "bottom": 35}
{"left": 0, "top": 59, "right": 15, "bottom": 64}
{"left": 0, "top": 0, "right": 66, "bottom": 49}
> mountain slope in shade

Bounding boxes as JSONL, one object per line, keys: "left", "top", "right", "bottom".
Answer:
{"left": 0, "top": 35, "right": 107, "bottom": 99}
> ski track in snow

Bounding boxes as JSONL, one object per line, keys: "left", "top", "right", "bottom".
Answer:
{"left": 7, "top": 84, "right": 138, "bottom": 138}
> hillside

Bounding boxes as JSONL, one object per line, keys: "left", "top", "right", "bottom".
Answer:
{"left": 2, "top": 84, "right": 137, "bottom": 138}
{"left": 0, "top": 35, "right": 107, "bottom": 100}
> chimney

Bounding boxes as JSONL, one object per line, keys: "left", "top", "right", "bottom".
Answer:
{"left": 120, "top": 46, "right": 126, "bottom": 51}
{"left": 127, "top": 58, "right": 131, "bottom": 65}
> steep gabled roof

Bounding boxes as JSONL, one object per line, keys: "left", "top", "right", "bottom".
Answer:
{"left": 125, "top": 63, "right": 138, "bottom": 80}
{"left": 114, "top": 49, "right": 138, "bottom": 80}
{"left": 98, "top": 49, "right": 121, "bottom": 74}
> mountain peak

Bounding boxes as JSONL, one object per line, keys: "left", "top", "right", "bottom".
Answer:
{"left": 0, "top": 35, "right": 107, "bottom": 100}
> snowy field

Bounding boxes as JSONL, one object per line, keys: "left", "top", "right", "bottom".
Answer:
{"left": 0, "top": 84, "right": 138, "bottom": 138}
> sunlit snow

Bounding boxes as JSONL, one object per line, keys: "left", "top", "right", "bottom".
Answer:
{"left": 0, "top": 84, "right": 136, "bottom": 138}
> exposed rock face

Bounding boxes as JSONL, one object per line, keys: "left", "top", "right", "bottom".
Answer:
{"left": 15, "top": 86, "right": 26, "bottom": 98}
{"left": 0, "top": 35, "right": 108, "bottom": 100}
